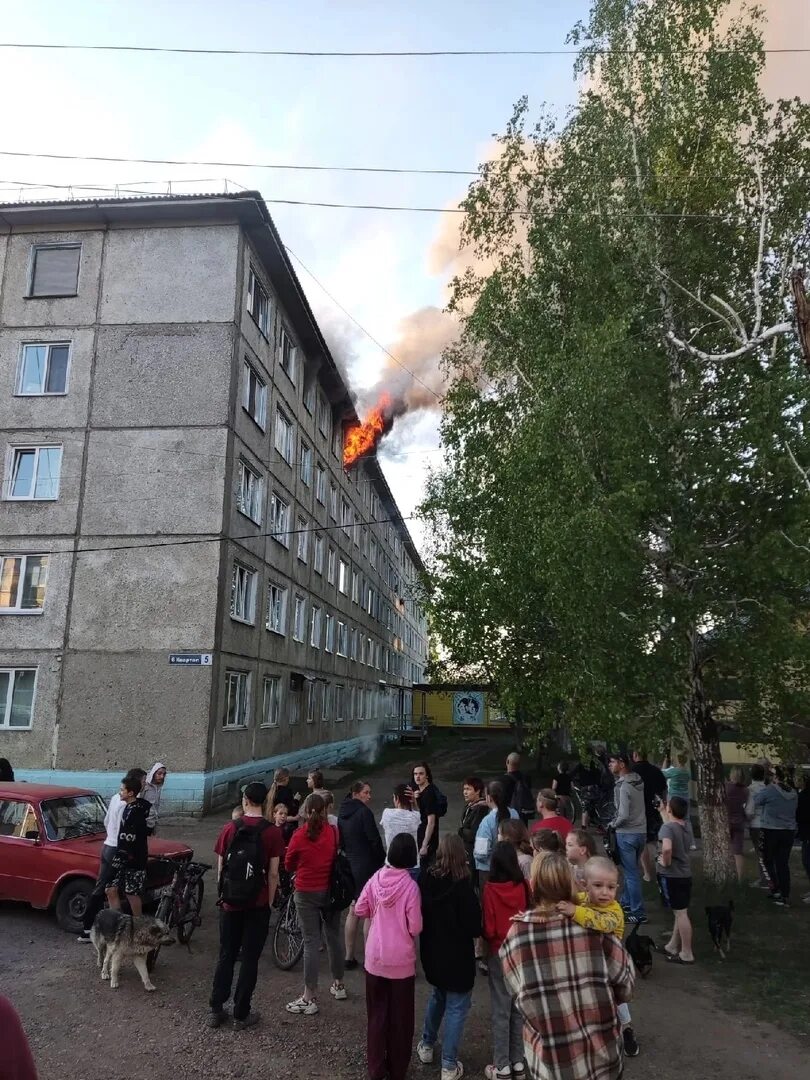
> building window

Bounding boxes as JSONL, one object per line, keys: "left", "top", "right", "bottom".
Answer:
{"left": 335, "top": 683, "right": 345, "bottom": 722}
{"left": 236, "top": 459, "right": 263, "bottom": 524}
{"left": 325, "top": 612, "right": 335, "bottom": 653}
{"left": 352, "top": 571, "right": 360, "bottom": 604}
{"left": 332, "top": 422, "right": 342, "bottom": 459}
{"left": 337, "top": 621, "right": 348, "bottom": 657}
{"left": 327, "top": 547, "right": 336, "bottom": 585}
{"left": 329, "top": 483, "right": 338, "bottom": 522}
{"left": 303, "top": 379, "right": 316, "bottom": 415}
{"left": 270, "top": 492, "right": 290, "bottom": 547}
{"left": 367, "top": 637, "right": 374, "bottom": 667}
{"left": 310, "top": 605, "right": 322, "bottom": 648}
{"left": 278, "top": 324, "right": 297, "bottom": 383}
{"left": 318, "top": 395, "right": 330, "bottom": 437}
{"left": 313, "top": 534, "right": 325, "bottom": 575}
{"left": 274, "top": 407, "right": 294, "bottom": 464}
{"left": 350, "top": 627, "right": 358, "bottom": 661}
{"left": 321, "top": 681, "right": 331, "bottom": 722}
{"left": 243, "top": 360, "right": 267, "bottom": 429}
{"left": 5, "top": 446, "right": 62, "bottom": 501}
{"left": 230, "top": 563, "right": 257, "bottom": 624}
{"left": 247, "top": 267, "right": 270, "bottom": 337}
{"left": 29, "top": 244, "right": 81, "bottom": 298}
{"left": 223, "top": 670, "right": 250, "bottom": 728}
{"left": 0, "top": 555, "right": 48, "bottom": 613}
{"left": 17, "top": 342, "right": 70, "bottom": 396}
{"left": 306, "top": 680, "right": 317, "bottom": 723}
{"left": 296, "top": 517, "right": 309, "bottom": 563}
{"left": 342, "top": 500, "right": 351, "bottom": 537}
{"left": 0, "top": 668, "right": 37, "bottom": 729}
{"left": 293, "top": 595, "right": 306, "bottom": 642}
{"left": 315, "top": 462, "right": 326, "bottom": 504}
{"left": 266, "top": 582, "right": 288, "bottom": 635}
{"left": 369, "top": 538, "right": 378, "bottom": 569}
{"left": 262, "top": 675, "right": 281, "bottom": 727}
{"left": 338, "top": 559, "right": 349, "bottom": 595}
{"left": 300, "top": 442, "right": 313, "bottom": 487}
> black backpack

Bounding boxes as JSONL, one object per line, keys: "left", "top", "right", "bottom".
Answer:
{"left": 219, "top": 820, "right": 270, "bottom": 906}
{"left": 434, "top": 787, "right": 449, "bottom": 818}
{"left": 511, "top": 777, "right": 535, "bottom": 816}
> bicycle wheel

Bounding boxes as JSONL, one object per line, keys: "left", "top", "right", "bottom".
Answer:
{"left": 176, "top": 879, "right": 205, "bottom": 946}
{"left": 272, "top": 895, "right": 304, "bottom": 970}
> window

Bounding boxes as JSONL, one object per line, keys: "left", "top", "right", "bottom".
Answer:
{"left": 329, "top": 483, "right": 338, "bottom": 522}
{"left": 0, "top": 668, "right": 36, "bottom": 729}
{"left": 327, "top": 547, "right": 336, "bottom": 585}
{"left": 360, "top": 526, "right": 366, "bottom": 553}
{"left": 342, "top": 500, "right": 351, "bottom": 537}
{"left": 262, "top": 675, "right": 281, "bottom": 727}
{"left": 5, "top": 446, "right": 62, "bottom": 501}
{"left": 313, "top": 534, "right": 325, "bottom": 575}
{"left": 274, "top": 407, "right": 294, "bottom": 464}
{"left": 300, "top": 443, "right": 313, "bottom": 487}
{"left": 338, "top": 559, "right": 349, "bottom": 595}
{"left": 332, "top": 422, "right": 342, "bottom": 459}
{"left": 17, "top": 343, "right": 70, "bottom": 396}
{"left": 367, "top": 637, "right": 374, "bottom": 666}
{"left": 350, "top": 627, "right": 358, "bottom": 661}
{"left": 296, "top": 517, "right": 308, "bottom": 563}
{"left": 310, "top": 606, "right": 322, "bottom": 648}
{"left": 335, "top": 684, "right": 345, "bottom": 722}
{"left": 29, "top": 244, "right": 81, "bottom": 298}
{"left": 269, "top": 492, "right": 290, "bottom": 547}
{"left": 337, "top": 621, "right": 348, "bottom": 657}
{"left": 236, "top": 459, "right": 263, "bottom": 524}
{"left": 293, "top": 595, "right": 306, "bottom": 641}
{"left": 352, "top": 571, "right": 360, "bottom": 604}
{"left": 278, "top": 325, "right": 297, "bottom": 383}
{"left": 325, "top": 612, "right": 335, "bottom": 653}
{"left": 321, "top": 682, "right": 330, "bottom": 722}
{"left": 303, "top": 379, "right": 316, "bottom": 415}
{"left": 247, "top": 267, "right": 270, "bottom": 337}
{"left": 0, "top": 555, "right": 48, "bottom": 613}
{"left": 318, "top": 395, "right": 330, "bottom": 437}
{"left": 243, "top": 360, "right": 267, "bottom": 429}
{"left": 266, "top": 582, "right": 288, "bottom": 635}
{"left": 315, "top": 463, "right": 326, "bottom": 504}
{"left": 306, "top": 680, "right": 317, "bottom": 723}
{"left": 230, "top": 563, "right": 257, "bottom": 624}
{"left": 223, "top": 670, "right": 250, "bottom": 728}
{"left": 370, "top": 538, "right": 378, "bottom": 569}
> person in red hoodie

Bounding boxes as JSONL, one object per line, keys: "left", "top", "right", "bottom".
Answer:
{"left": 356, "top": 833, "right": 423, "bottom": 1080}
{"left": 482, "top": 842, "right": 531, "bottom": 1080}
{"left": 0, "top": 996, "right": 38, "bottom": 1080}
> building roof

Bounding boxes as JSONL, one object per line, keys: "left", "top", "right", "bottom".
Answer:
{"left": 0, "top": 191, "right": 425, "bottom": 572}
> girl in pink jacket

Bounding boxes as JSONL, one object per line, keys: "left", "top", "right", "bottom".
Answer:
{"left": 356, "top": 833, "right": 423, "bottom": 1080}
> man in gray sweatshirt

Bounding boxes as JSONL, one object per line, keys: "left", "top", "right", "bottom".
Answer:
{"left": 609, "top": 751, "right": 648, "bottom": 923}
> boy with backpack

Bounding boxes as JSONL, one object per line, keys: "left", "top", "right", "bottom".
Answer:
{"left": 208, "top": 782, "right": 283, "bottom": 1030}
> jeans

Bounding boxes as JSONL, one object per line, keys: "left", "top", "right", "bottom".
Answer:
{"left": 749, "top": 827, "right": 771, "bottom": 886}
{"left": 366, "top": 972, "right": 415, "bottom": 1080}
{"left": 82, "top": 843, "right": 118, "bottom": 933}
{"left": 422, "top": 986, "right": 473, "bottom": 1069}
{"left": 295, "top": 889, "right": 344, "bottom": 994}
{"left": 616, "top": 831, "right": 646, "bottom": 918}
{"left": 763, "top": 829, "right": 795, "bottom": 900}
{"left": 487, "top": 958, "right": 523, "bottom": 1069}
{"left": 209, "top": 906, "right": 270, "bottom": 1020}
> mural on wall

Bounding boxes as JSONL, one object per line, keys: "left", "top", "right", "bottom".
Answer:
{"left": 453, "top": 691, "right": 485, "bottom": 726}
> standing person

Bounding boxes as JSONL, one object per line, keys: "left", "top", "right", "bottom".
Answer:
{"left": 656, "top": 796, "right": 694, "bottom": 964}
{"left": 500, "top": 753, "right": 534, "bottom": 824}
{"left": 340, "top": 781, "right": 385, "bottom": 970}
{"left": 105, "top": 774, "right": 150, "bottom": 917}
{"left": 270, "top": 801, "right": 296, "bottom": 847}
{"left": 529, "top": 790, "right": 573, "bottom": 839}
{"left": 530, "top": 829, "right": 563, "bottom": 856}
{"left": 356, "top": 834, "right": 422, "bottom": 1080}
{"left": 564, "top": 828, "right": 598, "bottom": 887}
{"left": 307, "top": 769, "right": 327, "bottom": 796}
{"left": 142, "top": 762, "right": 167, "bottom": 835}
{"left": 77, "top": 767, "right": 146, "bottom": 943}
{"left": 498, "top": 819, "right": 534, "bottom": 880}
{"left": 284, "top": 793, "right": 346, "bottom": 1014}
{"left": 551, "top": 762, "right": 573, "bottom": 820}
{"left": 501, "top": 853, "right": 634, "bottom": 1080}
{"left": 797, "top": 775, "right": 810, "bottom": 903}
{"left": 0, "top": 994, "right": 39, "bottom": 1080}
{"left": 474, "top": 781, "right": 518, "bottom": 888}
{"left": 411, "top": 762, "right": 442, "bottom": 868}
{"left": 753, "top": 766, "right": 798, "bottom": 907}
{"left": 662, "top": 753, "right": 694, "bottom": 846}
{"left": 458, "top": 776, "right": 489, "bottom": 876}
{"left": 380, "top": 784, "right": 421, "bottom": 859}
{"left": 268, "top": 767, "right": 299, "bottom": 823}
{"left": 481, "top": 843, "right": 530, "bottom": 1079}
{"left": 608, "top": 752, "right": 647, "bottom": 924}
{"left": 0, "top": 757, "right": 15, "bottom": 781}
{"left": 725, "top": 767, "right": 749, "bottom": 882}
{"left": 631, "top": 749, "right": 667, "bottom": 881}
{"left": 417, "top": 834, "right": 482, "bottom": 1080}
{"left": 208, "top": 781, "right": 282, "bottom": 1029}
{"left": 745, "top": 763, "right": 772, "bottom": 889}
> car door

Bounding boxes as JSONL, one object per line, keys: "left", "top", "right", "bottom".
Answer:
{"left": 0, "top": 798, "right": 44, "bottom": 903}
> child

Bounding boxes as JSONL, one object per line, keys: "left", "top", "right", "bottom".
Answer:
{"left": 271, "top": 802, "right": 297, "bottom": 846}
{"left": 556, "top": 856, "right": 640, "bottom": 1057}
{"left": 498, "top": 819, "right": 534, "bottom": 880}
{"left": 105, "top": 774, "right": 150, "bottom": 917}
{"left": 482, "top": 843, "right": 530, "bottom": 1079}
{"left": 656, "top": 796, "right": 695, "bottom": 961}
{"left": 322, "top": 790, "right": 339, "bottom": 827}
{"left": 356, "top": 834, "right": 423, "bottom": 1080}
{"left": 380, "top": 784, "right": 421, "bottom": 855}
{"left": 530, "top": 828, "right": 563, "bottom": 856}
{"left": 565, "top": 828, "right": 598, "bottom": 886}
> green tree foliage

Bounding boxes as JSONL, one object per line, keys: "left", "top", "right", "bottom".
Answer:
{"left": 421, "top": 0, "right": 810, "bottom": 883}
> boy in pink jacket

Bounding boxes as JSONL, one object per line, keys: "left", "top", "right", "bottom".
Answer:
{"left": 356, "top": 833, "right": 423, "bottom": 1080}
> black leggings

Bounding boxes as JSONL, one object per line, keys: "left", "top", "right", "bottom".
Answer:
{"left": 763, "top": 829, "right": 794, "bottom": 900}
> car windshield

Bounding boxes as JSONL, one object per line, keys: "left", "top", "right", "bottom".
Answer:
{"left": 40, "top": 794, "right": 107, "bottom": 841}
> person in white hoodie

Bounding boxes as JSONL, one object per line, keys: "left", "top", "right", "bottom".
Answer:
{"left": 142, "top": 762, "right": 168, "bottom": 834}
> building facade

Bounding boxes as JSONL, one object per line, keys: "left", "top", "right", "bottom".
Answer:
{"left": 0, "top": 192, "right": 428, "bottom": 812}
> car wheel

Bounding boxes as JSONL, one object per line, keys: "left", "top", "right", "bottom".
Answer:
{"left": 55, "top": 879, "right": 93, "bottom": 933}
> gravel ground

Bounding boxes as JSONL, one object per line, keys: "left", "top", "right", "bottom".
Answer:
{"left": 1, "top": 745, "right": 808, "bottom": 1080}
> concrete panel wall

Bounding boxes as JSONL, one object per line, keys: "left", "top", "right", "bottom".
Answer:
{"left": 99, "top": 226, "right": 239, "bottom": 325}
{"left": 0, "top": 428, "right": 83, "bottom": 537}
{"left": 0, "top": 327, "right": 94, "bottom": 429}
{"left": 0, "top": 649, "right": 61, "bottom": 768}
{"left": 0, "top": 230, "right": 104, "bottom": 328}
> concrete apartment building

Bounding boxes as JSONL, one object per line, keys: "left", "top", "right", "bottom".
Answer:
{"left": 0, "top": 191, "right": 429, "bottom": 812}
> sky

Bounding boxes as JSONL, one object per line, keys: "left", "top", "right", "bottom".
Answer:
{"left": 0, "top": 0, "right": 591, "bottom": 550}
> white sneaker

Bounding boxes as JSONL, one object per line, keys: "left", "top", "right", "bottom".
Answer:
{"left": 484, "top": 1066, "right": 512, "bottom": 1080}
{"left": 417, "top": 1042, "right": 434, "bottom": 1064}
{"left": 285, "top": 996, "right": 318, "bottom": 1015}
{"left": 330, "top": 982, "right": 347, "bottom": 1000}
{"left": 511, "top": 1065, "right": 526, "bottom": 1078}
{"left": 442, "top": 1063, "right": 464, "bottom": 1080}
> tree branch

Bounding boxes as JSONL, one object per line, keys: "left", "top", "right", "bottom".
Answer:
{"left": 752, "top": 157, "right": 767, "bottom": 340}
{"left": 667, "top": 322, "right": 793, "bottom": 363}
{"left": 784, "top": 442, "right": 810, "bottom": 496}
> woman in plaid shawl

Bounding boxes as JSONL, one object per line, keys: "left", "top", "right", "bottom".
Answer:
{"left": 500, "top": 853, "right": 634, "bottom": 1080}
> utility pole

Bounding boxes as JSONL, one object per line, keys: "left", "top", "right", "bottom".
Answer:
{"left": 791, "top": 267, "right": 810, "bottom": 369}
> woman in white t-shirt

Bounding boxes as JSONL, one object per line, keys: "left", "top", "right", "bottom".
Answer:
{"left": 380, "top": 784, "right": 421, "bottom": 865}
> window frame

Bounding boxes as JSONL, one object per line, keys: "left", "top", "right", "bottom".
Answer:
{"left": 266, "top": 581, "right": 288, "bottom": 636}
{"left": 329, "top": 483, "right": 338, "bottom": 522}
{"left": 0, "top": 667, "right": 37, "bottom": 729}
{"left": 338, "top": 559, "right": 349, "bottom": 595}
{"left": 27, "top": 243, "right": 81, "bottom": 299}
{"left": 274, "top": 405, "right": 294, "bottom": 464}
{"left": 5, "top": 445, "right": 63, "bottom": 502}
{"left": 236, "top": 458, "right": 263, "bottom": 525}
{"left": 337, "top": 621, "right": 348, "bottom": 657}
{"left": 296, "top": 516, "right": 309, "bottom": 563}
{"left": 335, "top": 683, "right": 345, "bottom": 722}
{"left": 278, "top": 324, "right": 297, "bottom": 384}
{"left": 313, "top": 534, "right": 325, "bottom": 575}
{"left": 230, "top": 562, "right": 257, "bottom": 625}
{"left": 247, "top": 267, "right": 271, "bottom": 338}
{"left": 269, "top": 492, "right": 290, "bottom": 548}
{"left": 16, "top": 342, "right": 72, "bottom": 397}
{"left": 303, "top": 379, "right": 316, "bottom": 415}
{"left": 223, "top": 670, "right": 251, "bottom": 729}
{"left": 0, "top": 554, "right": 49, "bottom": 614}
{"left": 310, "top": 605, "right": 322, "bottom": 649}
{"left": 327, "top": 547, "right": 336, "bottom": 585}
{"left": 315, "top": 462, "right": 326, "bottom": 505}
{"left": 243, "top": 359, "right": 267, "bottom": 430}
{"left": 292, "top": 595, "right": 307, "bottom": 642}
{"left": 324, "top": 612, "right": 335, "bottom": 654}
{"left": 300, "top": 442, "right": 313, "bottom": 487}
{"left": 261, "top": 674, "right": 282, "bottom": 728}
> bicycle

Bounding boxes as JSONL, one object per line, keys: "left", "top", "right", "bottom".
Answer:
{"left": 272, "top": 872, "right": 304, "bottom": 970}
{"left": 147, "top": 858, "right": 211, "bottom": 970}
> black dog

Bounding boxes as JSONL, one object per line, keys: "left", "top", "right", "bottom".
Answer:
{"left": 625, "top": 921, "right": 657, "bottom": 976}
{"left": 705, "top": 899, "right": 734, "bottom": 959}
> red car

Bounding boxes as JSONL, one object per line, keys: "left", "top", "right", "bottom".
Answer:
{"left": 0, "top": 782, "right": 193, "bottom": 933}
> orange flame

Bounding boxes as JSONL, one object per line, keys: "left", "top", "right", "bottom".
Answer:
{"left": 343, "top": 393, "right": 393, "bottom": 468}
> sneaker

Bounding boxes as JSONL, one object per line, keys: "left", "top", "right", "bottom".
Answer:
{"left": 206, "top": 1009, "right": 228, "bottom": 1029}
{"left": 286, "top": 996, "right": 319, "bottom": 1015}
{"left": 802, "top": 893, "right": 810, "bottom": 904}
{"left": 344, "top": 958, "right": 359, "bottom": 970}
{"left": 233, "top": 1011, "right": 261, "bottom": 1031}
{"left": 767, "top": 892, "right": 783, "bottom": 902}
{"left": 484, "top": 1066, "right": 512, "bottom": 1080}
{"left": 476, "top": 958, "right": 489, "bottom": 976}
{"left": 330, "top": 982, "right": 347, "bottom": 1000}
{"left": 76, "top": 931, "right": 92, "bottom": 943}
{"left": 773, "top": 897, "right": 789, "bottom": 907}
{"left": 626, "top": 914, "right": 648, "bottom": 925}
{"left": 417, "top": 1041, "right": 435, "bottom": 1064}
{"left": 623, "top": 1027, "right": 640, "bottom": 1057}
{"left": 750, "top": 880, "right": 769, "bottom": 889}
{"left": 441, "top": 1064, "right": 464, "bottom": 1080}
{"left": 511, "top": 1065, "right": 525, "bottom": 1078}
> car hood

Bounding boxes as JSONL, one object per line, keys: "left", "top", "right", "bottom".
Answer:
{"left": 48, "top": 833, "right": 192, "bottom": 860}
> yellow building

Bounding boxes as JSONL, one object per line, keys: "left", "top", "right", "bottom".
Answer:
{"left": 412, "top": 684, "right": 510, "bottom": 730}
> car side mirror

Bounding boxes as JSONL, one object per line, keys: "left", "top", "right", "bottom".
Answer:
{"left": 25, "top": 829, "right": 40, "bottom": 842}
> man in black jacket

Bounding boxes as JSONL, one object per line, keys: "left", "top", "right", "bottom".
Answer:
{"left": 106, "top": 774, "right": 150, "bottom": 916}
{"left": 338, "top": 781, "right": 385, "bottom": 968}
{"left": 632, "top": 749, "right": 668, "bottom": 882}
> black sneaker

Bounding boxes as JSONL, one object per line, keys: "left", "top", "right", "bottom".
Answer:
{"left": 623, "top": 1028, "right": 640, "bottom": 1057}
{"left": 206, "top": 1010, "right": 228, "bottom": 1029}
{"left": 344, "top": 958, "right": 359, "bottom": 970}
{"left": 626, "top": 914, "right": 648, "bottom": 925}
{"left": 233, "top": 1011, "right": 261, "bottom": 1031}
